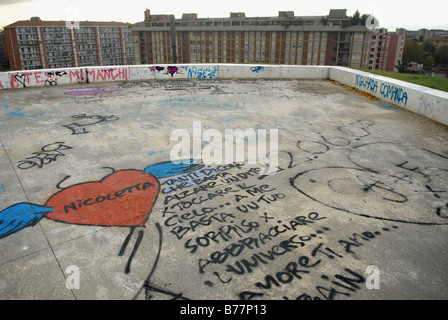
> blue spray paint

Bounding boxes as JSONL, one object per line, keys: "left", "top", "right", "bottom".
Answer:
{"left": 251, "top": 66, "right": 264, "bottom": 73}
{"left": 0, "top": 203, "right": 53, "bottom": 239}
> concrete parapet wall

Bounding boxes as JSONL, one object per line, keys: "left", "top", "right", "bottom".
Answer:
{"left": 0, "top": 67, "right": 85, "bottom": 89}
{"left": 1, "top": 64, "right": 447, "bottom": 125}
{"left": 329, "top": 67, "right": 448, "bottom": 126}
{"left": 218, "top": 64, "right": 329, "bottom": 79}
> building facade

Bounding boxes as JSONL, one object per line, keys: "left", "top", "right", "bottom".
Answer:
{"left": 369, "top": 28, "right": 405, "bottom": 72}
{"left": 3, "top": 18, "right": 134, "bottom": 71}
{"left": 0, "top": 31, "right": 9, "bottom": 71}
{"left": 132, "top": 9, "right": 375, "bottom": 68}
{"left": 427, "top": 35, "right": 448, "bottom": 50}
{"left": 396, "top": 28, "right": 448, "bottom": 42}
{"left": 2, "top": 10, "right": 409, "bottom": 72}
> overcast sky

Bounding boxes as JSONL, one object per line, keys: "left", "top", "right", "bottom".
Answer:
{"left": 1, "top": 0, "right": 447, "bottom": 31}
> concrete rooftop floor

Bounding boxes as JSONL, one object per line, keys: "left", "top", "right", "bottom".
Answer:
{"left": 0, "top": 78, "right": 447, "bottom": 300}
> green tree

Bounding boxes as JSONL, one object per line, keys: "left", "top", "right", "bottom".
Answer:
{"left": 361, "top": 14, "right": 370, "bottom": 26}
{"left": 351, "top": 10, "right": 361, "bottom": 26}
{"left": 434, "top": 45, "right": 448, "bottom": 66}
{"left": 342, "top": 10, "right": 369, "bottom": 27}
{"left": 423, "top": 55, "right": 435, "bottom": 68}
{"left": 402, "top": 40, "right": 424, "bottom": 64}
{"left": 423, "top": 41, "right": 436, "bottom": 55}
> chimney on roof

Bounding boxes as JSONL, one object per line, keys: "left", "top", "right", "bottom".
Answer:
{"left": 230, "top": 12, "right": 245, "bottom": 18}
{"left": 144, "top": 9, "right": 151, "bottom": 21}
{"left": 278, "top": 11, "right": 294, "bottom": 18}
{"left": 328, "top": 9, "right": 347, "bottom": 19}
{"left": 30, "top": 16, "right": 41, "bottom": 21}
{"left": 181, "top": 13, "right": 197, "bottom": 21}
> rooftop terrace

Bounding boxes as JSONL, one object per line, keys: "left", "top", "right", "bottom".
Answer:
{"left": 0, "top": 65, "right": 447, "bottom": 302}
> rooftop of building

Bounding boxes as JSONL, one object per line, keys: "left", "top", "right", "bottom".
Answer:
{"left": 428, "top": 35, "right": 448, "bottom": 41}
{"left": 143, "top": 9, "right": 347, "bottom": 21}
{"left": 0, "top": 64, "right": 447, "bottom": 301}
{"left": 4, "top": 19, "right": 132, "bottom": 28}
{"left": 132, "top": 9, "right": 377, "bottom": 33}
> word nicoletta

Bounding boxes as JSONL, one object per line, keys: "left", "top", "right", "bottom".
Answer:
{"left": 45, "top": 169, "right": 160, "bottom": 227}
{"left": 62, "top": 181, "right": 156, "bottom": 213}
{"left": 170, "top": 121, "right": 279, "bottom": 175}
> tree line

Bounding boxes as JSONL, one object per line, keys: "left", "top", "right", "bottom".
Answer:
{"left": 397, "top": 39, "right": 448, "bottom": 74}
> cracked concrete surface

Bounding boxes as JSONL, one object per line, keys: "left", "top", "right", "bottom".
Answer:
{"left": 0, "top": 79, "right": 447, "bottom": 300}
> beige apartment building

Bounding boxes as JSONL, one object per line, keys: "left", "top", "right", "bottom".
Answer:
{"left": 2, "top": 9, "right": 406, "bottom": 72}
{"left": 132, "top": 9, "right": 375, "bottom": 68}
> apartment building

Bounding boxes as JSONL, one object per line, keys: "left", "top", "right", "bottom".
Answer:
{"left": 3, "top": 17, "right": 134, "bottom": 71}
{"left": 369, "top": 28, "right": 405, "bottom": 72}
{"left": 427, "top": 35, "right": 448, "bottom": 50}
{"left": 3, "top": 10, "right": 407, "bottom": 72}
{"left": 0, "top": 31, "right": 9, "bottom": 70}
{"left": 132, "top": 9, "right": 374, "bottom": 68}
{"left": 396, "top": 28, "right": 448, "bottom": 42}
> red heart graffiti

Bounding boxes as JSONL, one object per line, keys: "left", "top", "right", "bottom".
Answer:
{"left": 45, "top": 170, "right": 159, "bottom": 227}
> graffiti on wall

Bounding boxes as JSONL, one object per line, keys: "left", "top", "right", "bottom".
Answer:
{"left": 149, "top": 66, "right": 218, "bottom": 79}
{"left": 185, "top": 66, "right": 218, "bottom": 79}
{"left": 0, "top": 70, "right": 83, "bottom": 89}
{"left": 355, "top": 74, "right": 408, "bottom": 105}
{"left": 149, "top": 66, "right": 186, "bottom": 78}
{"left": 86, "top": 68, "right": 129, "bottom": 83}
{"left": 251, "top": 66, "right": 264, "bottom": 73}
{"left": 355, "top": 74, "right": 378, "bottom": 94}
